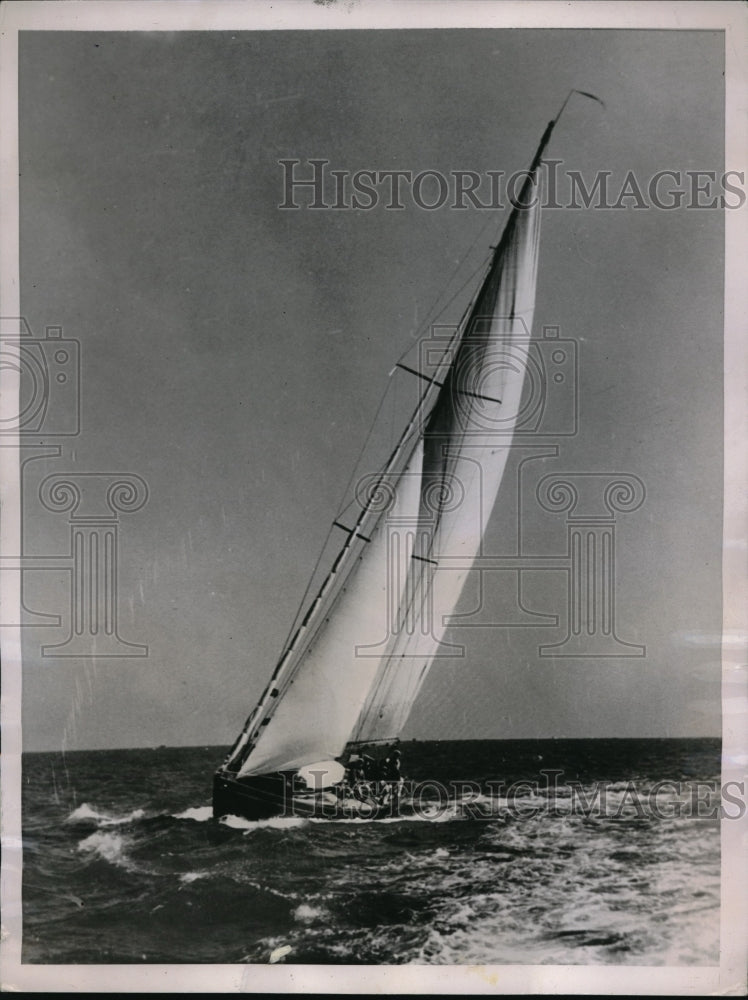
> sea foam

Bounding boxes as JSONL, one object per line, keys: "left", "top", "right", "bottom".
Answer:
{"left": 172, "top": 805, "right": 213, "bottom": 822}
{"left": 66, "top": 803, "right": 145, "bottom": 827}
{"left": 77, "top": 830, "right": 129, "bottom": 866}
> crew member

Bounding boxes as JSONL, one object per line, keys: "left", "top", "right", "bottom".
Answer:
{"left": 382, "top": 749, "right": 402, "bottom": 781}
{"left": 377, "top": 748, "right": 404, "bottom": 811}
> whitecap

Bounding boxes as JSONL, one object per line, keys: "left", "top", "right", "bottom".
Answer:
{"left": 293, "top": 903, "right": 324, "bottom": 923}
{"left": 66, "top": 803, "right": 145, "bottom": 827}
{"left": 218, "top": 813, "right": 308, "bottom": 832}
{"left": 179, "top": 871, "right": 209, "bottom": 884}
{"left": 77, "top": 830, "right": 129, "bottom": 866}
{"left": 172, "top": 805, "right": 213, "bottom": 822}
{"left": 66, "top": 803, "right": 103, "bottom": 824}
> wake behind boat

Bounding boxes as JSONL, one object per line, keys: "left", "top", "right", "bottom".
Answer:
{"left": 213, "top": 93, "right": 603, "bottom": 823}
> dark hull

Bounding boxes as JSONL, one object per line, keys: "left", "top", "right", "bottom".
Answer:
{"left": 213, "top": 741, "right": 402, "bottom": 822}
{"left": 212, "top": 769, "right": 407, "bottom": 822}
{"left": 212, "top": 771, "right": 291, "bottom": 821}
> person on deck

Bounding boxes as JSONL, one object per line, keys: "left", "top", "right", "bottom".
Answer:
{"left": 346, "top": 755, "right": 365, "bottom": 785}
{"left": 345, "top": 754, "right": 379, "bottom": 803}
{"left": 382, "top": 749, "right": 402, "bottom": 781}
{"left": 377, "top": 749, "right": 404, "bottom": 811}
{"left": 361, "top": 754, "right": 378, "bottom": 781}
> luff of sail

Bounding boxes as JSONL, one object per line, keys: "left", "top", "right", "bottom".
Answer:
{"left": 228, "top": 110, "right": 567, "bottom": 780}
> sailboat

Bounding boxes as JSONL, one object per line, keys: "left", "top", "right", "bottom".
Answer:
{"left": 213, "top": 92, "right": 602, "bottom": 822}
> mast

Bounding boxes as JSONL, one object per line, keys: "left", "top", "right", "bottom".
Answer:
{"left": 226, "top": 92, "right": 603, "bottom": 776}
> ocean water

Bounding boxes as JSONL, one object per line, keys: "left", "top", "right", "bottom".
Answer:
{"left": 21, "top": 739, "right": 721, "bottom": 965}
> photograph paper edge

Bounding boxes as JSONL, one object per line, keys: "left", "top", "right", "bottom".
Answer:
{"left": 1, "top": 1, "right": 746, "bottom": 994}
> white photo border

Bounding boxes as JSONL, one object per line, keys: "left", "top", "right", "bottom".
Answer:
{"left": 1, "top": 1, "right": 746, "bottom": 994}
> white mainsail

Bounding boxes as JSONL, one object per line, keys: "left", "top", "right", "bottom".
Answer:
{"left": 229, "top": 113, "right": 562, "bottom": 779}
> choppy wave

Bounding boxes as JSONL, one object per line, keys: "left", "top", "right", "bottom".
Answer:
{"left": 220, "top": 814, "right": 310, "bottom": 832}
{"left": 77, "top": 830, "right": 132, "bottom": 868}
{"left": 66, "top": 803, "right": 146, "bottom": 827}
{"left": 171, "top": 805, "right": 212, "bottom": 822}
{"left": 22, "top": 740, "right": 722, "bottom": 965}
{"left": 179, "top": 871, "right": 209, "bottom": 884}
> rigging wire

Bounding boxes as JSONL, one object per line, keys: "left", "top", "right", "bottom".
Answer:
{"left": 331, "top": 87, "right": 607, "bottom": 547}
{"left": 334, "top": 230, "right": 500, "bottom": 528}
{"left": 232, "top": 89, "right": 608, "bottom": 763}
{"left": 276, "top": 219, "right": 502, "bottom": 652}
{"left": 392, "top": 213, "right": 498, "bottom": 368}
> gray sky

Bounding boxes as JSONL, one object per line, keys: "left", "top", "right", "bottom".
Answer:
{"left": 18, "top": 28, "right": 724, "bottom": 750}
